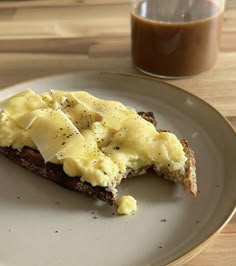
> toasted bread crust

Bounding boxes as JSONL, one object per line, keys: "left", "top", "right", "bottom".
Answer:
{"left": 137, "top": 112, "right": 157, "bottom": 127}
{"left": 0, "top": 146, "right": 116, "bottom": 204}
{"left": 181, "top": 139, "right": 197, "bottom": 195}
{"left": 153, "top": 139, "right": 197, "bottom": 196}
{"left": 0, "top": 112, "right": 197, "bottom": 203}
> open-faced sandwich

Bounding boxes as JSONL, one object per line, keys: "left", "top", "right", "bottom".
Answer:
{"left": 0, "top": 89, "right": 197, "bottom": 214}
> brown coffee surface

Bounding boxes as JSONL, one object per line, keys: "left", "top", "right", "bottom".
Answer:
{"left": 131, "top": 0, "right": 223, "bottom": 77}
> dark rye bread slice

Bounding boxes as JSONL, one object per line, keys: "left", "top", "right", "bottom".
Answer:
{"left": 0, "top": 112, "right": 197, "bottom": 204}
{"left": 0, "top": 146, "right": 116, "bottom": 204}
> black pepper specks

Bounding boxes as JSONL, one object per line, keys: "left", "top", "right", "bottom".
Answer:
{"left": 114, "top": 146, "right": 120, "bottom": 150}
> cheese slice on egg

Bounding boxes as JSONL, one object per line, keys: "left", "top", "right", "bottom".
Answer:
{"left": 72, "top": 91, "right": 137, "bottom": 130}
{"left": 28, "top": 109, "right": 81, "bottom": 162}
{"left": 65, "top": 102, "right": 103, "bottom": 130}
{"left": 2, "top": 89, "right": 47, "bottom": 121}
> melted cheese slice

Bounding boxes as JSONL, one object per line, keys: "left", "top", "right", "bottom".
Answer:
{"left": 41, "top": 90, "right": 78, "bottom": 110}
{"left": 28, "top": 109, "right": 81, "bottom": 162}
{"left": 42, "top": 90, "right": 104, "bottom": 130}
{"left": 65, "top": 102, "right": 103, "bottom": 130}
{"left": 72, "top": 91, "right": 137, "bottom": 130}
{"left": 16, "top": 109, "right": 47, "bottom": 130}
{"left": 2, "top": 89, "right": 47, "bottom": 121}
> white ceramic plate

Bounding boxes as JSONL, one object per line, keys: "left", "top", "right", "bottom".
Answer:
{"left": 0, "top": 72, "right": 235, "bottom": 266}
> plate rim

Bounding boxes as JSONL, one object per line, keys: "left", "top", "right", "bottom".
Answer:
{"left": 0, "top": 71, "right": 235, "bottom": 266}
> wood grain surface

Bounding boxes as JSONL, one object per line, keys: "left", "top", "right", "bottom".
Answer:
{"left": 0, "top": 1, "right": 235, "bottom": 265}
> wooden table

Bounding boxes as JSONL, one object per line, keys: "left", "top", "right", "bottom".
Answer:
{"left": 0, "top": 1, "right": 235, "bottom": 265}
